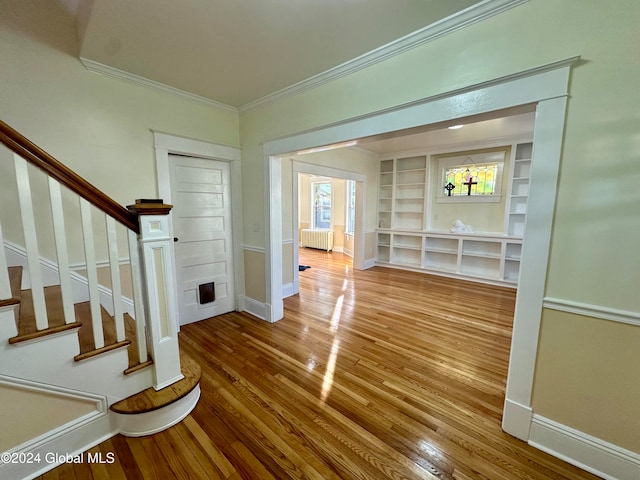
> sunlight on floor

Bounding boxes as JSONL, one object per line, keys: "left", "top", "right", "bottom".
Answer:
{"left": 330, "top": 294, "right": 344, "bottom": 333}
{"left": 321, "top": 338, "right": 341, "bottom": 402}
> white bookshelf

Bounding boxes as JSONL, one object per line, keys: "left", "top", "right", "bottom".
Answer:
{"left": 377, "top": 231, "right": 523, "bottom": 285}
{"left": 376, "top": 140, "right": 532, "bottom": 286}
{"left": 378, "top": 155, "right": 427, "bottom": 230}
{"left": 505, "top": 142, "right": 533, "bottom": 237}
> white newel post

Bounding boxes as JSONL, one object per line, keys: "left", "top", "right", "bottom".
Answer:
{"left": 128, "top": 200, "right": 183, "bottom": 390}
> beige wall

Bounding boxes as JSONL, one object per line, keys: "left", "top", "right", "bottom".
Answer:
{"left": 243, "top": 250, "right": 266, "bottom": 303}
{"left": 282, "top": 243, "right": 294, "bottom": 285}
{"left": 533, "top": 309, "right": 640, "bottom": 452}
{"left": 0, "top": 384, "right": 97, "bottom": 451}
{"left": 240, "top": 0, "right": 640, "bottom": 453}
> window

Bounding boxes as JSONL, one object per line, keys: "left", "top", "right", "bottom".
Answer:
{"left": 346, "top": 180, "right": 356, "bottom": 234}
{"left": 444, "top": 163, "right": 498, "bottom": 196}
{"left": 312, "top": 181, "right": 331, "bottom": 229}
{"left": 437, "top": 150, "right": 506, "bottom": 203}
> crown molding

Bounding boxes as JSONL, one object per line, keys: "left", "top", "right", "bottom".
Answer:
{"left": 79, "top": 57, "right": 239, "bottom": 113}
{"left": 239, "top": 0, "right": 530, "bottom": 112}
{"left": 78, "top": 0, "right": 529, "bottom": 113}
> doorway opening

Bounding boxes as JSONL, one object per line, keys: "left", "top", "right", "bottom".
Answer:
{"left": 263, "top": 57, "right": 574, "bottom": 440}
{"left": 282, "top": 159, "right": 368, "bottom": 298}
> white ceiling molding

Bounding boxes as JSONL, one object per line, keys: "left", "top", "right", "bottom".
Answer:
{"left": 239, "top": 0, "right": 530, "bottom": 112}
{"left": 78, "top": 0, "right": 528, "bottom": 113}
{"left": 80, "top": 58, "right": 239, "bottom": 113}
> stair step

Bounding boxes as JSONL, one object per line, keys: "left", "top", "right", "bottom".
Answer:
{"left": 123, "top": 312, "right": 152, "bottom": 371}
{"left": 74, "top": 301, "right": 130, "bottom": 361}
{"left": 8, "top": 265, "right": 22, "bottom": 297}
{"left": 8, "top": 321, "right": 82, "bottom": 344}
{"left": 0, "top": 297, "right": 20, "bottom": 309}
{"left": 110, "top": 352, "right": 200, "bottom": 414}
{"left": 1, "top": 266, "right": 23, "bottom": 325}
{"left": 5, "top": 269, "right": 151, "bottom": 372}
{"left": 9, "top": 284, "right": 81, "bottom": 344}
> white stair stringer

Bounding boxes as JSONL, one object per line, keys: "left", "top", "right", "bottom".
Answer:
{"left": 0, "top": 311, "right": 153, "bottom": 402}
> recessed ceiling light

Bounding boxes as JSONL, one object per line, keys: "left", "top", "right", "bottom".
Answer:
{"left": 448, "top": 125, "right": 464, "bottom": 130}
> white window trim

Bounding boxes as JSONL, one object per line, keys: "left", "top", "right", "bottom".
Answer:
{"left": 345, "top": 180, "right": 356, "bottom": 235}
{"left": 310, "top": 180, "right": 332, "bottom": 230}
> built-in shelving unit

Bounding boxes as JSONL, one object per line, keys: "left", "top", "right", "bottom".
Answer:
{"left": 505, "top": 142, "right": 533, "bottom": 237}
{"left": 376, "top": 140, "right": 532, "bottom": 286}
{"left": 377, "top": 231, "right": 523, "bottom": 284}
{"left": 378, "top": 155, "right": 427, "bottom": 230}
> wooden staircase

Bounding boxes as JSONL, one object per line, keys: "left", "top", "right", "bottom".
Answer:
{"left": 0, "top": 119, "right": 199, "bottom": 478}
{"left": 6, "top": 266, "right": 151, "bottom": 374}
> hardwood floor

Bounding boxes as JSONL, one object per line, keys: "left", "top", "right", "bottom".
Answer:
{"left": 38, "top": 249, "right": 598, "bottom": 479}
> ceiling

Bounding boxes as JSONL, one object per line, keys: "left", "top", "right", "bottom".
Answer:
{"left": 56, "top": 0, "right": 479, "bottom": 108}
{"left": 356, "top": 107, "right": 536, "bottom": 155}
{"left": 53, "top": 1, "right": 534, "bottom": 155}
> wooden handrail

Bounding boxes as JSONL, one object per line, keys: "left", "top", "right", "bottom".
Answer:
{"left": 0, "top": 120, "right": 139, "bottom": 233}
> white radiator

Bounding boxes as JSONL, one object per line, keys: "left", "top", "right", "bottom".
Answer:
{"left": 300, "top": 229, "right": 333, "bottom": 252}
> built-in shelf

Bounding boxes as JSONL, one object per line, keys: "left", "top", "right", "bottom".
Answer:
{"left": 505, "top": 142, "right": 533, "bottom": 239}
{"left": 376, "top": 140, "right": 532, "bottom": 286}
{"left": 376, "top": 230, "right": 524, "bottom": 286}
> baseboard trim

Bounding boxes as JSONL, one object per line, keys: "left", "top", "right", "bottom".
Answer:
{"left": 243, "top": 296, "right": 267, "bottom": 321}
{"left": 529, "top": 414, "right": 640, "bottom": 480}
{"left": 282, "top": 283, "right": 295, "bottom": 298}
{"left": 501, "top": 398, "right": 532, "bottom": 441}
{"left": 362, "top": 258, "right": 376, "bottom": 270}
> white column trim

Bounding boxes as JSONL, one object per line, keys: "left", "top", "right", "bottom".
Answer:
{"left": 503, "top": 95, "right": 570, "bottom": 438}
{"left": 265, "top": 156, "right": 283, "bottom": 323}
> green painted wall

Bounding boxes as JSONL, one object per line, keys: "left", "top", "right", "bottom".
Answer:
{"left": 240, "top": 0, "right": 640, "bottom": 452}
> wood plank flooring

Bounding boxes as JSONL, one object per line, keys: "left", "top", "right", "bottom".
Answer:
{"left": 38, "top": 249, "right": 599, "bottom": 479}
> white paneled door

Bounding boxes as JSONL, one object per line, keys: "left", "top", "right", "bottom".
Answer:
{"left": 169, "top": 155, "right": 235, "bottom": 325}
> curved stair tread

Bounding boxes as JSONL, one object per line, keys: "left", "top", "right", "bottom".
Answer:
{"left": 110, "top": 352, "right": 201, "bottom": 415}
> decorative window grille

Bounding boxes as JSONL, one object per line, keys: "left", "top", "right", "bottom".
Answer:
{"left": 437, "top": 149, "right": 506, "bottom": 203}
{"left": 444, "top": 162, "right": 498, "bottom": 197}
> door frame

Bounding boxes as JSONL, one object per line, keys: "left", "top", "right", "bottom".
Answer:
{"left": 291, "top": 161, "right": 367, "bottom": 296}
{"left": 263, "top": 56, "right": 579, "bottom": 442}
{"left": 153, "top": 132, "right": 244, "bottom": 328}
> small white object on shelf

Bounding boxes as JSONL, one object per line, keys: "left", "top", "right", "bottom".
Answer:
{"left": 450, "top": 219, "right": 474, "bottom": 233}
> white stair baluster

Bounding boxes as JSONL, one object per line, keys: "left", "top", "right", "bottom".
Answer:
{"left": 0, "top": 221, "right": 12, "bottom": 300}
{"left": 106, "top": 216, "right": 125, "bottom": 342}
{"left": 80, "top": 199, "right": 104, "bottom": 349}
{"left": 128, "top": 229, "right": 148, "bottom": 363}
{"left": 49, "top": 178, "right": 76, "bottom": 325}
{"left": 14, "top": 154, "right": 48, "bottom": 330}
